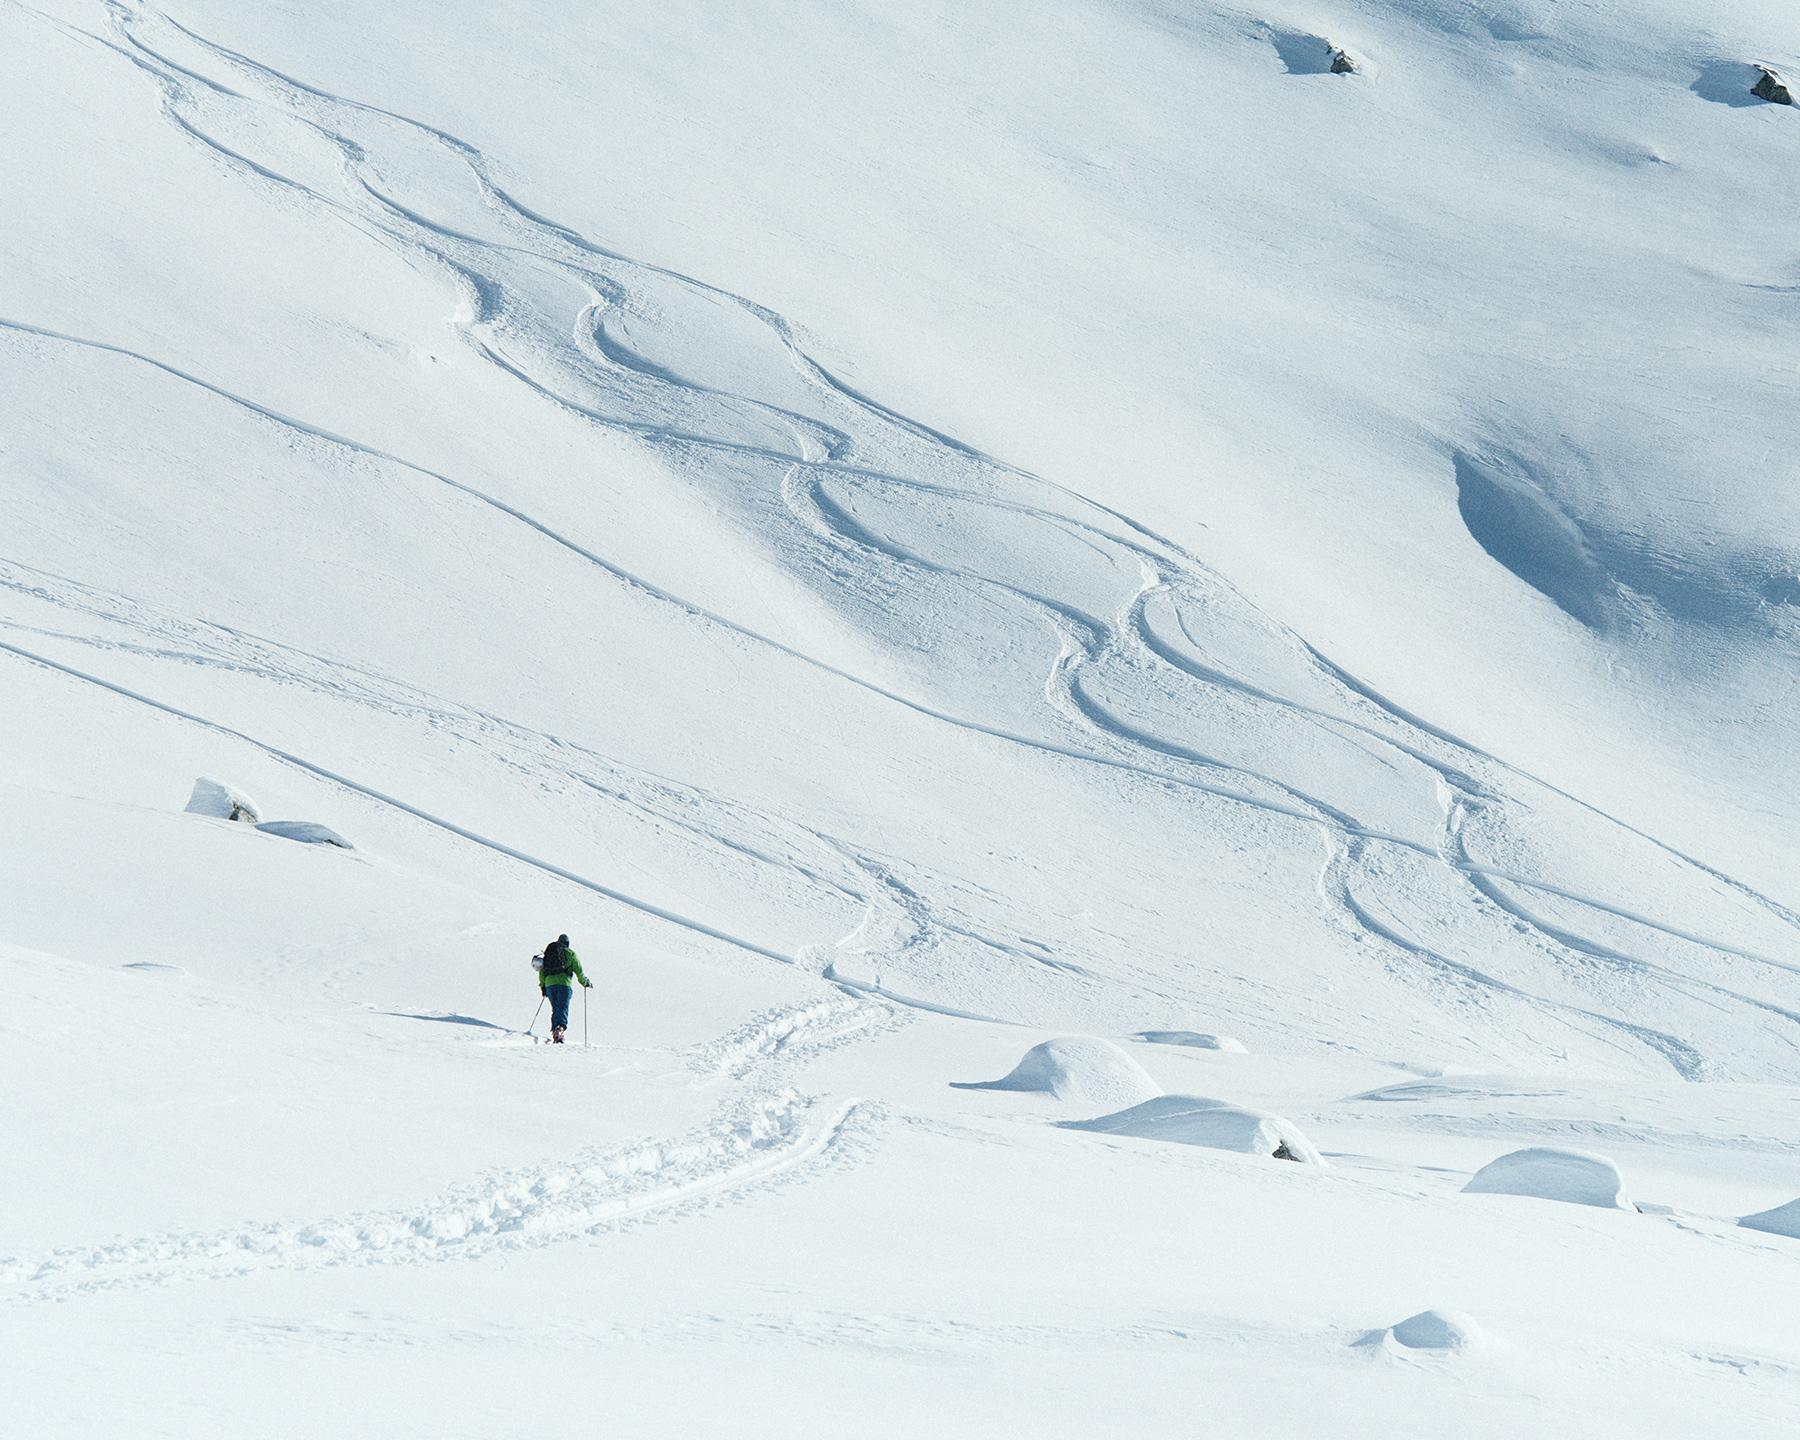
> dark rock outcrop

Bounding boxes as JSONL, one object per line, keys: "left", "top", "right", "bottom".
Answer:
{"left": 1753, "top": 66, "right": 1794, "bottom": 105}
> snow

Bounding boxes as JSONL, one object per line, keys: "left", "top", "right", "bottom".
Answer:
{"left": 185, "top": 775, "right": 261, "bottom": 823}
{"left": 1063, "top": 1095, "right": 1326, "bottom": 1165}
{"left": 5, "top": 0, "right": 1800, "bottom": 1433}
{"left": 1138, "top": 1030, "right": 1250, "bottom": 1053}
{"left": 1740, "top": 1199, "right": 1800, "bottom": 1240}
{"left": 1463, "top": 1147, "right": 1634, "bottom": 1210}
{"left": 1376, "top": 1308, "right": 1487, "bottom": 1354}
{"left": 953, "top": 1036, "right": 1162, "bottom": 1110}
{"left": 255, "top": 820, "right": 354, "bottom": 849}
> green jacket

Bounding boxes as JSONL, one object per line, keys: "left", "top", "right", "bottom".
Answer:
{"left": 537, "top": 949, "right": 589, "bottom": 992}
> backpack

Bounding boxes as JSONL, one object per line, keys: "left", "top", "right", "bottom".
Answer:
{"left": 539, "top": 939, "right": 571, "bottom": 980}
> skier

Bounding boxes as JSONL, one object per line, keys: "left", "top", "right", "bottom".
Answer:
{"left": 534, "top": 933, "right": 590, "bottom": 1044}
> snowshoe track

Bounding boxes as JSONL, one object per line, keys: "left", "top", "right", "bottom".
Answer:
{"left": 1, "top": 1091, "right": 869, "bottom": 1303}
{"left": 694, "top": 997, "right": 898, "bottom": 1080}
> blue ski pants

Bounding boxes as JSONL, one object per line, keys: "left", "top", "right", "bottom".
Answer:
{"left": 547, "top": 985, "right": 573, "bottom": 1030}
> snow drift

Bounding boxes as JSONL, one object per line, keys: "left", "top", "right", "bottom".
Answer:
{"left": 256, "top": 820, "right": 354, "bottom": 850}
{"left": 1739, "top": 1199, "right": 1800, "bottom": 1240}
{"left": 954, "top": 1037, "right": 1160, "bottom": 1110}
{"left": 1061, "top": 1095, "right": 1324, "bottom": 1165}
{"left": 1462, "top": 1148, "right": 1633, "bottom": 1210}
{"left": 184, "top": 776, "right": 260, "bottom": 824}
{"left": 1359, "top": 1308, "right": 1486, "bottom": 1355}
{"left": 1136, "top": 1031, "right": 1248, "bottom": 1053}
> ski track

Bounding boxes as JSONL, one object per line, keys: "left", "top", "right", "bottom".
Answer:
{"left": 4, "top": 1, "right": 1800, "bottom": 1079}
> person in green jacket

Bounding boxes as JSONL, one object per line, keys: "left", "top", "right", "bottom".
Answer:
{"left": 535, "top": 933, "right": 590, "bottom": 1044}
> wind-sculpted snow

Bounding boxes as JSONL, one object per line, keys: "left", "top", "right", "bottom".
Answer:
{"left": 1454, "top": 451, "right": 1618, "bottom": 631}
{"left": 1062, "top": 1095, "right": 1325, "bottom": 1165}
{"left": 1463, "top": 1147, "right": 1634, "bottom": 1210}
{"left": 1362, "top": 1309, "right": 1487, "bottom": 1355}
{"left": 953, "top": 1036, "right": 1162, "bottom": 1110}
{"left": 1740, "top": 1199, "right": 1800, "bottom": 1240}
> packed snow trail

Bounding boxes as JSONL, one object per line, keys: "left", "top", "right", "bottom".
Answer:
{"left": 1, "top": 1092, "right": 869, "bottom": 1303}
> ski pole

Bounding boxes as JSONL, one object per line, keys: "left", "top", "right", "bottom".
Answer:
{"left": 583, "top": 985, "right": 590, "bottom": 1048}
{"left": 526, "top": 996, "right": 545, "bottom": 1039}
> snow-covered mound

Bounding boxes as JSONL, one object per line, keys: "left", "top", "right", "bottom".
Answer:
{"left": 256, "top": 821, "right": 353, "bottom": 850}
{"left": 954, "top": 1037, "right": 1160, "bottom": 1110}
{"left": 1462, "top": 1148, "right": 1632, "bottom": 1210}
{"left": 1136, "top": 1031, "right": 1248, "bottom": 1053}
{"left": 1062, "top": 1096, "right": 1324, "bottom": 1165}
{"left": 1739, "top": 1199, "right": 1800, "bottom": 1239}
{"left": 184, "top": 776, "right": 260, "bottom": 824}
{"left": 1362, "top": 1309, "right": 1486, "bottom": 1354}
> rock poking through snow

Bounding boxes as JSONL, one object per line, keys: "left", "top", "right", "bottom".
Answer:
{"left": 954, "top": 1037, "right": 1160, "bottom": 1109}
{"left": 1463, "top": 1147, "right": 1632, "bottom": 1209}
{"left": 1062, "top": 1095, "right": 1325, "bottom": 1165}
{"left": 1739, "top": 1198, "right": 1800, "bottom": 1238}
{"left": 256, "top": 820, "right": 354, "bottom": 850}
{"left": 1752, "top": 66, "right": 1794, "bottom": 105}
{"left": 1137, "top": 1031, "right": 1248, "bottom": 1053}
{"left": 1266, "top": 29, "right": 1367, "bottom": 77}
{"left": 185, "top": 776, "right": 262, "bottom": 824}
{"left": 188, "top": 779, "right": 350, "bottom": 848}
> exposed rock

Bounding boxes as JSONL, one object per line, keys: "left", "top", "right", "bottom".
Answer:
{"left": 256, "top": 820, "right": 354, "bottom": 850}
{"left": 185, "top": 776, "right": 262, "bottom": 824}
{"left": 1267, "top": 29, "right": 1368, "bottom": 78}
{"left": 1752, "top": 66, "right": 1794, "bottom": 106}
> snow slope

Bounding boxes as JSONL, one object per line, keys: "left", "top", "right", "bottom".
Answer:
{"left": 4, "top": 2, "right": 1799, "bottom": 1434}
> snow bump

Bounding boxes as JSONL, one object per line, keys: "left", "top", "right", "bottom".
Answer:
{"left": 1462, "top": 1147, "right": 1632, "bottom": 1209}
{"left": 1359, "top": 1308, "right": 1485, "bottom": 1355}
{"left": 256, "top": 820, "right": 354, "bottom": 850}
{"left": 1136, "top": 1030, "right": 1248, "bottom": 1053}
{"left": 1739, "top": 1198, "right": 1800, "bottom": 1239}
{"left": 1062, "top": 1095, "right": 1324, "bottom": 1165}
{"left": 954, "top": 1037, "right": 1160, "bottom": 1110}
{"left": 185, "top": 776, "right": 261, "bottom": 824}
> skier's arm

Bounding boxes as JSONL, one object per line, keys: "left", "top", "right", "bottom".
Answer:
{"left": 570, "top": 952, "right": 590, "bottom": 987}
